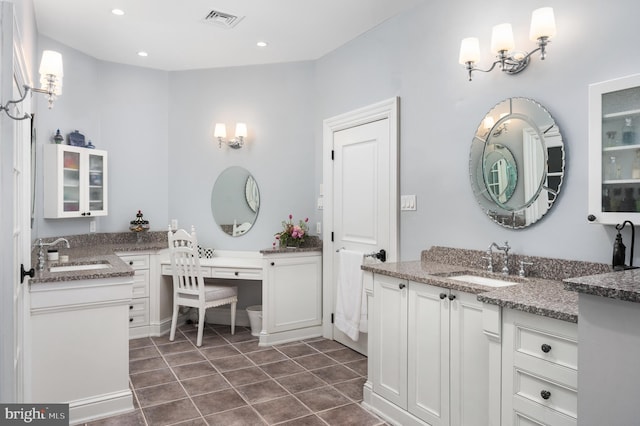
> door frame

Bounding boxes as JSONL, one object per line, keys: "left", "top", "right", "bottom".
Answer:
{"left": 321, "top": 97, "right": 400, "bottom": 339}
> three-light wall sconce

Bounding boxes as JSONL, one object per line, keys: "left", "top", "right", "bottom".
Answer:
{"left": 458, "top": 7, "right": 556, "bottom": 81}
{"left": 214, "top": 122, "right": 248, "bottom": 149}
{"left": 1, "top": 50, "right": 64, "bottom": 120}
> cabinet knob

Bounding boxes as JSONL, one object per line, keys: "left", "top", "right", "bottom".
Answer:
{"left": 448, "top": 294, "right": 456, "bottom": 301}
{"left": 270, "top": 262, "right": 275, "bottom": 266}
{"left": 130, "top": 305, "right": 133, "bottom": 310}
{"left": 129, "top": 261, "right": 134, "bottom": 265}
{"left": 540, "top": 390, "right": 551, "bottom": 400}
{"left": 541, "top": 343, "right": 552, "bottom": 353}
{"left": 398, "top": 283, "right": 406, "bottom": 290}
{"left": 129, "top": 318, "right": 134, "bottom": 322}
{"left": 439, "top": 293, "right": 447, "bottom": 300}
{"left": 587, "top": 214, "right": 596, "bottom": 222}
{"left": 234, "top": 271, "right": 239, "bottom": 276}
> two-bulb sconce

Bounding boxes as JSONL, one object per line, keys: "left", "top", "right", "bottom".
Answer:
{"left": 215, "top": 122, "right": 248, "bottom": 149}
{"left": 1, "top": 50, "right": 64, "bottom": 120}
{"left": 459, "top": 7, "right": 556, "bottom": 81}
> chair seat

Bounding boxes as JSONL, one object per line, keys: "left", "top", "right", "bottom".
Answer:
{"left": 205, "top": 284, "right": 237, "bottom": 302}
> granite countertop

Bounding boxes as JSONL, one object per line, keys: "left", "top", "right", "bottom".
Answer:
{"left": 564, "top": 268, "right": 640, "bottom": 303}
{"left": 362, "top": 260, "right": 579, "bottom": 322}
{"left": 30, "top": 232, "right": 168, "bottom": 284}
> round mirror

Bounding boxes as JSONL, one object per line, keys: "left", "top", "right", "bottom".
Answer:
{"left": 211, "top": 166, "right": 260, "bottom": 237}
{"left": 469, "top": 98, "right": 565, "bottom": 228}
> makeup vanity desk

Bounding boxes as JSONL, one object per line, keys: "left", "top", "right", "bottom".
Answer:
{"left": 160, "top": 248, "right": 323, "bottom": 346}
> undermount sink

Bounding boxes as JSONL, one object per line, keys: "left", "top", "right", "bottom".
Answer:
{"left": 446, "top": 274, "right": 519, "bottom": 288}
{"left": 49, "top": 262, "right": 112, "bottom": 273}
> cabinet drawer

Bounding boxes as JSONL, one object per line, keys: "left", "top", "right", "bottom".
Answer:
{"left": 132, "top": 270, "right": 150, "bottom": 298}
{"left": 513, "top": 320, "right": 577, "bottom": 371}
{"left": 161, "top": 264, "right": 213, "bottom": 278}
{"left": 129, "top": 298, "right": 149, "bottom": 327}
{"left": 513, "top": 368, "right": 577, "bottom": 419}
{"left": 119, "top": 254, "right": 149, "bottom": 270}
{"left": 211, "top": 267, "right": 262, "bottom": 280}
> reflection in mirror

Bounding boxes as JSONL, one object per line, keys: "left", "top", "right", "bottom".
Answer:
{"left": 211, "top": 166, "right": 260, "bottom": 237}
{"left": 469, "top": 97, "right": 565, "bottom": 229}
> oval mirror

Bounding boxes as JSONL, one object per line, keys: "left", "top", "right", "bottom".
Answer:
{"left": 469, "top": 98, "right": 565, "bottom": 228}
{"left": 211, "top": 166, "right": 260, "bottom": 237}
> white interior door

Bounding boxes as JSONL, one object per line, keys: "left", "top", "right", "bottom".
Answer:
{"left": 0, "top": 3, "right": 32, "bottom": 401}
{"left": 322, "top": 98, "right": 399, "bottom": 355}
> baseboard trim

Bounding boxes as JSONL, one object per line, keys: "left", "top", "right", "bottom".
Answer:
{"left": 68, "top": 389, "right": 134, "bottom": 425}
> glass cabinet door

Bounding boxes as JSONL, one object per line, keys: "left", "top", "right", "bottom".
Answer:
{"left": 88, "top": 153, "right": 105, "bottom": 212}
{"left": 63, "top": 150, "right": 80, "bottom": 212}
{"left": 589, "top": 73, "right": 640, "bottom": 224}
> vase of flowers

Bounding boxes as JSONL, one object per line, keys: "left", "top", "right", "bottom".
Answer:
{"left": 275, "top": 214, "right": 309, "bottom": 248}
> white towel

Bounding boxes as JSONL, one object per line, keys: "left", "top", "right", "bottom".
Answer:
{"left": 335, "top": 250, "right": 364, "bottom": 341}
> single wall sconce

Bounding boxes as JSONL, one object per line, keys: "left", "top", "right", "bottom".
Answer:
{"left": 458, "top": 7, "right": 556, "bottom": 81}
{"left": 1, "top": 50, "right": 64, "bottom": 120}
{"left": 215, "top": 122, "right": 248, "bottom": 149}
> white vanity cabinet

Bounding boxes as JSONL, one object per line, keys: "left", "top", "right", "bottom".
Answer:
{"left": 118, "top": 253, "right": 151, "bottom": 338}
{"left": 43, "top": 144, "right": 108, "bottom": 218}
{"left": 367, "top": 274, "right": 490, "bottom": 426}
{"left": 261, "top": 251, "right": 323, "bottom": 345}
{"left": 501, "top": 309, "right": 578, "bottom": 426}
{"left": 588, "top": 73, "right": 640, "bottom": 224}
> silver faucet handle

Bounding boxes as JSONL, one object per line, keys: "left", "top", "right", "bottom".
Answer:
{"left": 503, "top": 241, "right": 511, "bottom": 252}
{"left": 482, "top": 255, "right": 493, "bottom": 273}
{"left": 519, "top": 260, "right": 534, "bottom": 277}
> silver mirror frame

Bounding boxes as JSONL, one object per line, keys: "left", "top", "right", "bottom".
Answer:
{"left": 469, "top": 97, "right": 565, "bottom": 229}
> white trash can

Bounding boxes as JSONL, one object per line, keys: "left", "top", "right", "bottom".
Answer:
{"left": 246, "top": 305, "right": 262, "bottom": 336}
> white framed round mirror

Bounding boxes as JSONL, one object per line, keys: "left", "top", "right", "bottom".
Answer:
{"left": 469, "top": 97, "right": 565, "bottom": 228}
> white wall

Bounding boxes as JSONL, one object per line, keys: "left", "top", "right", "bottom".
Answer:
{"left": 34, "top": 37, "right": 169, "bottom": 238}
{"left": 32, "top": 0, "right": 640, "bottom": 265}
{"left": 315, "top": 0, "right": 640, "bottom": 263}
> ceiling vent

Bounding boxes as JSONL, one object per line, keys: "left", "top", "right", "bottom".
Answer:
{"left": 203, "top": 10, "right": 245, "bottom": 29}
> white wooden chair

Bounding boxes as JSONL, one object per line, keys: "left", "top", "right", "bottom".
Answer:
{"left": 168, "top": 226, "right": 237, "bottom": 346}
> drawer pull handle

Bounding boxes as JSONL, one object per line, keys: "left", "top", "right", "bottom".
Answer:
{"left": 234, "top": 271, "right": 239, "bottom": 276}
{"left": 541, "top": 344, "right": 552, "bottom": 353}
{"left": 448, "top": 294, "right": 456, "bottom": 301}
{"left": 439, "top": 293, "right": 447, "bottom": 299}
{"left": 129, "top": 318, "right": 134, "bottom": 322}
{"left": 130, "top": 305, "right": 133, "bottom": 310}
{"left": 398, "top": 283, "right": 406, "bottom": 290}
{"left": 540, "top": 390, "right": 551, "bottom": 400}
{"left": 270, "top": 262, "right": 275, "bottom": 266}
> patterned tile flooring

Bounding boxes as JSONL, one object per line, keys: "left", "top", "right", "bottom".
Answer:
{"left": 85, "top": 323, "right": 385, "bottom": 426}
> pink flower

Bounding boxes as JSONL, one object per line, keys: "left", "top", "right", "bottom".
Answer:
{"left": 304, "top": 218, "right": 309, "bottom": 222}
{"left": 289, "top": 214, "right": 293, "bottom": 220}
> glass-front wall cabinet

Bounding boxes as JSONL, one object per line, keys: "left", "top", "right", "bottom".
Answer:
{"left": 44, "top": 145, "right": 108, "bottom": 218}
{"left": 589, "top": 73, "right": 640, "bottom": 224}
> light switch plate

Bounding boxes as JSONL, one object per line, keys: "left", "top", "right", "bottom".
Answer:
{"left": 317, "top": 197, "right": 323, "bottom": 210}
{"left": 401, "top": 195, "right": 417, "bottom": 211}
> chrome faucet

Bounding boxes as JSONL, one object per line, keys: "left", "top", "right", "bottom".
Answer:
{"left": 489, "top": 241, "right": 511, "bottom": 275}
{"left": 33, "top": 238, "right": 70, "bottom": 271}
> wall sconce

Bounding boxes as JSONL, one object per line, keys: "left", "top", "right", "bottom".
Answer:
{"left": 459, "top": 7, "right": 556, "bottom": 81}
{"left": 215, "top": 122, "right": 247, "bottom": 149}
{"left": 1, "top": 50, "right": 64, "bottom": 120}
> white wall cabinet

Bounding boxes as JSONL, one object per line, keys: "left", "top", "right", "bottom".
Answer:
{"left": 43, "top": 144, "right": 108, "bottom": 218}
{"left": 501, "top": 309, "right": 578, "bottom": 426}
{"left": 588, "top": 73, "right": 640, "bottom": 224}
{"left": 261, "top": 251, "right": 322, "bottom": 345}
{"left": 367, "top": 274, "right": 489, "bottom": 426}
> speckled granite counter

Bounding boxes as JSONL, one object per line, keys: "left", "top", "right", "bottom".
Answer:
{"left": 30, "top": 231, "right": 168, "bottom": 284}
{"left": 260, "top": 236, "right": 322, "bottom": 254}
{"left": 363, "top": 246, "right": 611, "bottom": 323}
{"left": 564, "top": 268, "right": 640, "bottom": 303}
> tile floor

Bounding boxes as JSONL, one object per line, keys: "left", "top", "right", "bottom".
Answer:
{"left": 85, "top": 323, "right": 385, "bottom": 426}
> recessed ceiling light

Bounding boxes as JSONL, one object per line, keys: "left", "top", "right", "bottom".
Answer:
{"left": 111, "top": 9, "right": 125, "bottom": 16}
{"left": 256, "top": 41, "right": 268, "bottom": 48}
{"left": 137, "top": 51, "right": 148, "bottom": 57}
